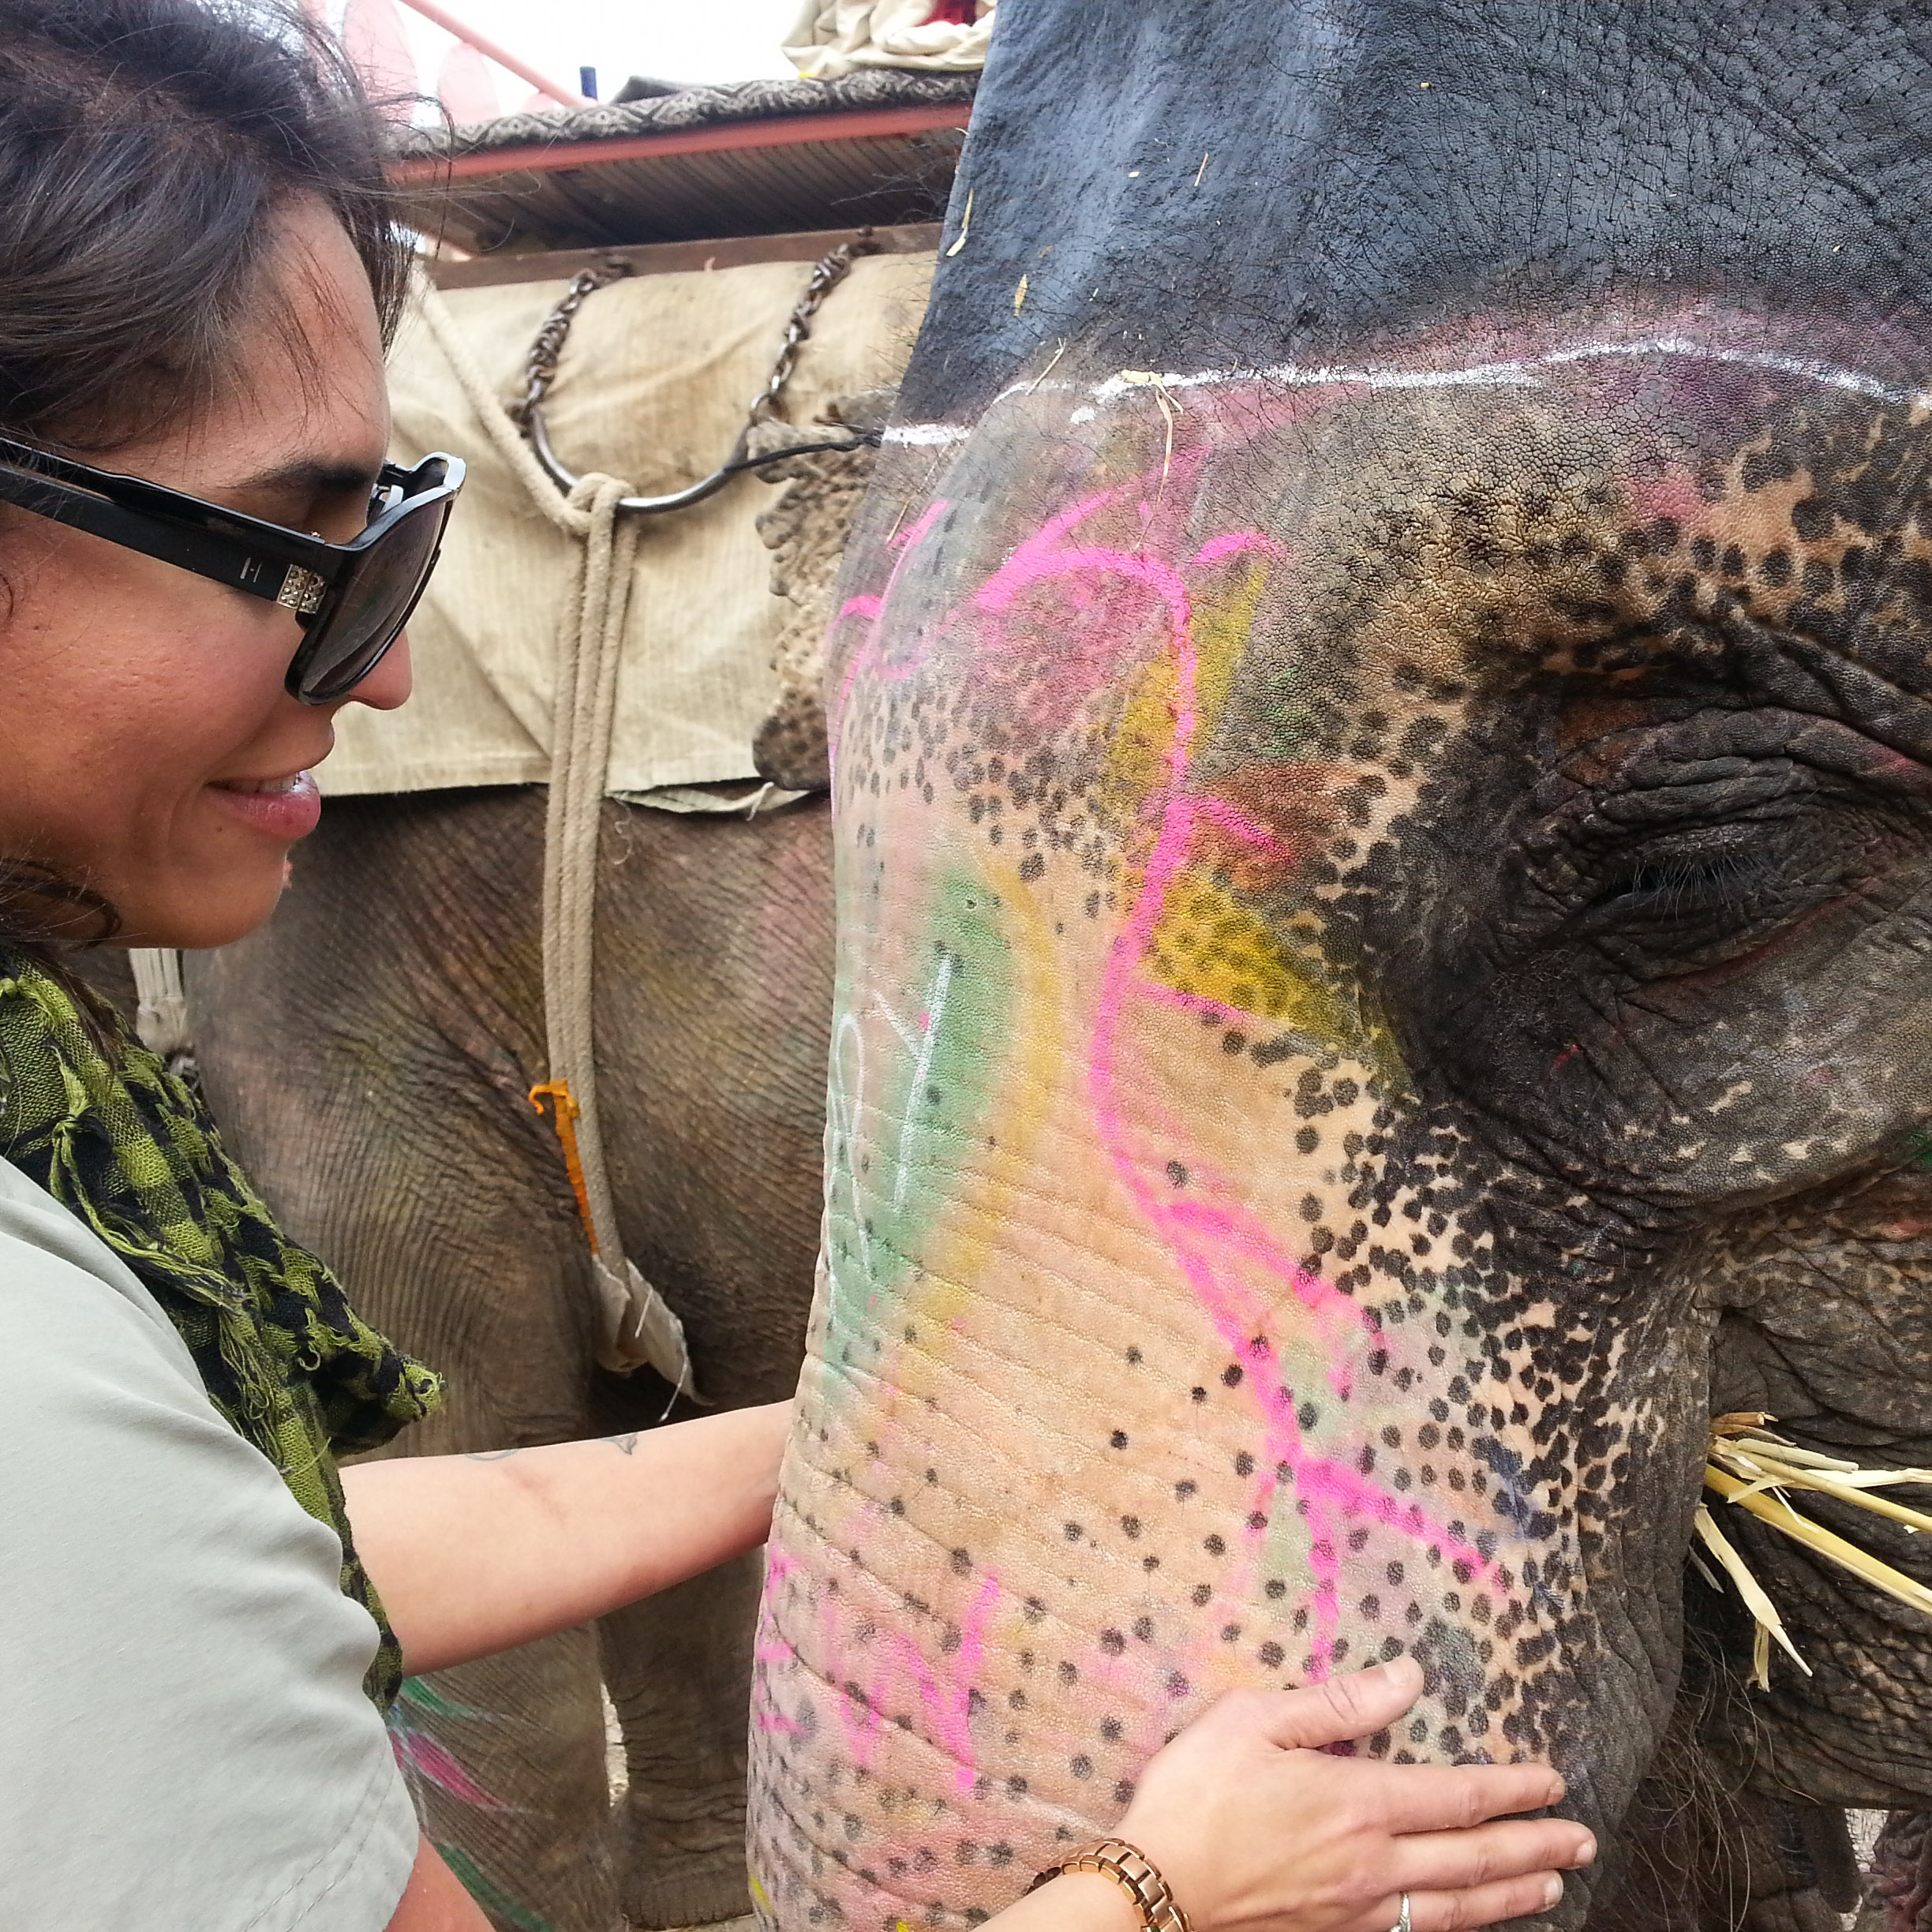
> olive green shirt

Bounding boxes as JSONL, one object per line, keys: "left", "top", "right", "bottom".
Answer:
{"left": 0, "top": 1157, "right": 419, "bottom": 1929}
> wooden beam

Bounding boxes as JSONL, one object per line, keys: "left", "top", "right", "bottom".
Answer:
{"left": 390, "top": 101, "right": 972, "bottom": 185}
{"left": 427, "top": 220, "right": 944, "bottom": 290}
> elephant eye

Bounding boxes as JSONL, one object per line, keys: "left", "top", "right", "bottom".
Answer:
{"left": 1586, "top": 829, "right": 1784, "bottom": 922}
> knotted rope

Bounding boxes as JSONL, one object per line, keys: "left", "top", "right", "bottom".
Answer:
{"left": 129, "top": 944, "right": 192, "bottom": 1059}
{"left": 421, "top": 285, "right": 695, "bottom": 1391}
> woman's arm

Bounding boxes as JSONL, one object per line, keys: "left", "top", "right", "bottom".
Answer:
{"left": 340, "top": 1402, "right": 790, "bottom": 1675}
{"left": 386, "top": 1837, "right": 494, "bottom": 1932}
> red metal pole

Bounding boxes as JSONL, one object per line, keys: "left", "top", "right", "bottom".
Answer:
{"left": 391, "top": 0, "right": 592, "bottom": 108}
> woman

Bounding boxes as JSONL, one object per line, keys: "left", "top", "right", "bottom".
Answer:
{"left": 0, "top": 4, "right": 1597, "bottom": 1929}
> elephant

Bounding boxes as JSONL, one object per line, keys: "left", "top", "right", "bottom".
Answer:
{"left": 743, "top": 2, "right": 1932, "bottom": 1929}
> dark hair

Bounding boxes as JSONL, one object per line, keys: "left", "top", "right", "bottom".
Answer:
{"left": 0, "top": 0, "right": 409, "bottom": 949}
{"left": 0, "top": 0, "right": 410, "bottom": 450}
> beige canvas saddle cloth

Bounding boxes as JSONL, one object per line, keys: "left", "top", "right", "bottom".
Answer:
{"left": 320, "top": 249, "right": 937, "bottom": 803}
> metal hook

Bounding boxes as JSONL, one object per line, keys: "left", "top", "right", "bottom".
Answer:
{"left": 526, "top": 406, "right": 753, "bottom": 515}
{"left": 525, "top": 407, "right": 881, "bottom": 514}
{"left": 514, "top": 234, "right": 885, "bottom": 517}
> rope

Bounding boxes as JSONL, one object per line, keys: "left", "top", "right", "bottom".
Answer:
{"left": 423, "top": 283, "right": 695, "bottom": 1394}
{"left": 129, "top": 946, "right": 191, "bottom": 1058}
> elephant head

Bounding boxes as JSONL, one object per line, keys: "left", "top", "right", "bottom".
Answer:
{"left": 747, "top": 4, "right": 1932, "bottom": 1926}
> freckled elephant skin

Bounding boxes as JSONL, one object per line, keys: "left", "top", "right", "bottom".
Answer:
{"left": 185, "top": 787, "right": 834, "bottom": 1932}
{"left": 745, "top": 3, "right": 1932, "bottom": 1928}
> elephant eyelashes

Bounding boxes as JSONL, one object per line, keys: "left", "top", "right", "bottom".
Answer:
{"left": 1518, "top": 761, "right": 1883, "bottom": 975}
{"left": 1584, "top": 830, "right": 1785, "bottom": 925}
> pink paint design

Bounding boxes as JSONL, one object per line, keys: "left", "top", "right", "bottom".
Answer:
{"left": 1140, "top": 980, "right": 1279, "bottom": 1028}
{"left": 389, "top": 1725, "right": 515, "bottom": 1810}
{"left": 1191, "top": 530, "right": 1286, "bottom": 567}
{"left": 828, "top": 500, "right": 950, "bottom": 780}
{"left": 1190, "top": 793, "right": 1299, "bottom": 863}
{"left": 753, "top": 1620, "right": 810, "bottom": 1739}
{"left": 889, "top": 1575, "right": 1000, "bottom": 1794}
{"left": 973, "top": 492, "right": 1496, "bottom": 1676}
{"left": 752, "top": 1541, "right": 998, "bottom": 1792}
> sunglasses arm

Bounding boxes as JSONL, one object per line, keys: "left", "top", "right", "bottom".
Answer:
{"left": 0, "top": 463, "right": 342, "bottom": 616}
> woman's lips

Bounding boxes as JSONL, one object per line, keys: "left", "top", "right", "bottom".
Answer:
{"left": 207, "top": 769, "right": 322, "bottom": 842}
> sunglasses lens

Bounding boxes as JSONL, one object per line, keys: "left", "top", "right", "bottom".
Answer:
{"left": 291, "top": 492, "right": 450, "bottom": 703}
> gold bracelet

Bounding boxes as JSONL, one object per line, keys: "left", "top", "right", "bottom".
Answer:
{"left": 1027, "top": 1837, "right": 1193, "bottom": 1932}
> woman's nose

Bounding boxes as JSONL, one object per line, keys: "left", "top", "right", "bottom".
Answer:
{"left": 345, "top": 630, "right": 414, "bottom": 713}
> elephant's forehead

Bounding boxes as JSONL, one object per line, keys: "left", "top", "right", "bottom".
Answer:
{"left": 849, "top": 321, "right": 1932, "bottom": 759}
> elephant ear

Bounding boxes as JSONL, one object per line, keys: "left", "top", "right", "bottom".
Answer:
{"left": 749, "top": 387, "right": 897, "bottom": 793}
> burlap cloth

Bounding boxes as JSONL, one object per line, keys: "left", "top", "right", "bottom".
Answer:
{"left": 321, "top": 251, "right": 936, "bottom": 800}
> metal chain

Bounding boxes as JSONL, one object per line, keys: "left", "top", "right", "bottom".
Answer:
{"left": 513, "top": 260, "right": 631, "bottom": 427}
{"left": 746, "top": 237, "right": 877, "bottom": 425}
{"left": 515, "top": 232, "right": 881, "bottom": 447}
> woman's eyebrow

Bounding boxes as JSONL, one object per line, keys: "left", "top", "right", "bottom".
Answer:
{"left": 222, "top": 455, "right": 382, "bottom": 499}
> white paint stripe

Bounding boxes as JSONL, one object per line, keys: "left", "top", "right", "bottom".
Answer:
{"left": 874, "top": 995, "right": 921, "bottom": 1056}
{"left": 882, "top": 423, "right": 972, "bottom": 446}
{"left": 885, "top": 335, "right": 1932, "bottom": 447}
{"left": 893, "top": 949, "right": 955, "bottom": 1213}
{"left": 828, "top": 1009, "right": 872, "bottom": 1285}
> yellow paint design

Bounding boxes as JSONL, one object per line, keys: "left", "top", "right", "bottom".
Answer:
{"left": 1097, "top": 650, "right": 1178, "bottom": 823}
{"left": 1086, "top": 553, "right": 1404, "bottom": 1076}
{"left": 1147, "top": 867, "right": 1334, "bottom": 1024}
{"left": 1144, "top": 864, "right": 1405, "bottom": 1085}
{"left": 1192, "top": 557, "right": 1267, "bottom": 728}
{"left": 1098, "top": 562, "right": 1267, "bottom": 826}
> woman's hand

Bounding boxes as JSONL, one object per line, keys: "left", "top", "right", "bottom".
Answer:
{"left": 1114, "top": 1657, "right": 1593, "bottom": 1932}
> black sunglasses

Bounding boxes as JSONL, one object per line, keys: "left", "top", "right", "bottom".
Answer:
{"left": 0, "top": 433, "right": 464, "bottom": 704}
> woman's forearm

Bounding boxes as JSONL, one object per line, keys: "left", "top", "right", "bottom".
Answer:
{"left": 340, "top": 1402, "right": 792, "bottom": 1674}
{"left": 984, "top": 1874, "right": 1138, "bottom": 1931}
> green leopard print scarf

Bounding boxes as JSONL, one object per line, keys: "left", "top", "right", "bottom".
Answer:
{"left": 0, "top": 949, "right": 441, "bottom": 1711}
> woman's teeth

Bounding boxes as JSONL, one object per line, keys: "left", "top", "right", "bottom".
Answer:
{"left": 219, "top": 772, "right": 308, "bottom": 795}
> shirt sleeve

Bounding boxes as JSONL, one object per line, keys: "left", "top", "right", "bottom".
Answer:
{"left": 0, "top": 1164, "right": 420, "bottom": 1932}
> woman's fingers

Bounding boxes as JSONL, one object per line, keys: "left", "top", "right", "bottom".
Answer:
{"left": 1392, "top": 1819, "right": 1597, "bottom": 1893}
{"left": 1365, "top": 1762, "right": 1569, "bottom": 1835}
{"left": 1387, "top": 1872, "right": 1573, "bottom": 1932}
{"left": 1228, "top": 1658, "right": 1428, "bottom": 1750}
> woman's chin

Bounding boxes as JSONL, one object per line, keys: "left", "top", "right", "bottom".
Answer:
{"left": 114, "top": 856, "right": 294, "bottom": 953}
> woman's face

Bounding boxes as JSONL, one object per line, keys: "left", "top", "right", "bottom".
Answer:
{"left": 0, "top": 197, "right": 409, "bottom": 950}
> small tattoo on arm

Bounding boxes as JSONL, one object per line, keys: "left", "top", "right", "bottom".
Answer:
{"left": 607, "top": 1432, "right": 641, "bottom": 1455}
{"left": 465, "top": 1448, "right": 522, "bottom": 1462}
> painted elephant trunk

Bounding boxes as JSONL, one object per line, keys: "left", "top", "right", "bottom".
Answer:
{"left": 748, "top": 391, "right": 1720, "bottom": 1925}
{"left": 749, "top": 1, "right": 1932, "bottom": 1925}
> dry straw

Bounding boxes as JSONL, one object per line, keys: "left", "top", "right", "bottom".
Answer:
{"left": 1697, "top": 1413, "right": 1932, "bottom": 1689}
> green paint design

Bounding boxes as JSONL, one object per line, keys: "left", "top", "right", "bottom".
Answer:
{"left": 824, "top": 867, "right": 1014, "bottom": 1372}
{"left": 398, "top": 1675, "right": 486, "bottom": 1722}
{"left": 435, "top": 1843, "right": 556, "bottom": 1932}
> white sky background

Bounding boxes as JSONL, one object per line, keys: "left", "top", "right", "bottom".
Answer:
{"left": 384, "top": 0, "right": 805, "bottom": 110}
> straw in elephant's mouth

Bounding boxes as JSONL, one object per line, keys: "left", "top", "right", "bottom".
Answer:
{"left": 1696, "top": 1414, "right": 1932, "bottom": 1687}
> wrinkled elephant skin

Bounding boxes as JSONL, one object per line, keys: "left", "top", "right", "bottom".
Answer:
{"left": 747, "top": 5, "right": 1932, "bottom": 1929}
